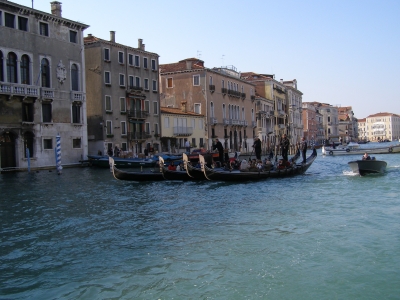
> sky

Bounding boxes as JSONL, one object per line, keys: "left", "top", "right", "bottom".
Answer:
{"left": 15, "top": 0, "right": 400, "bottom": 119}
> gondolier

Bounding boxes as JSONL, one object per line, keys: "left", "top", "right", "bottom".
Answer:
{"left": 300, "top": 137, "right": 307, "bottom": 163}
{"left": 213, "top": 139, "right": 224, "bottom": 164}
{"left": 280, "top": 134, "right": 290, "bottom": 161}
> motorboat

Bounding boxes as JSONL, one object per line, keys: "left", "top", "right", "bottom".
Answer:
{"left": 322, "top": 142, "right": 400, "bottom": 156}
{"left": 348, "top": 158, "right": 387, "bottom": 176}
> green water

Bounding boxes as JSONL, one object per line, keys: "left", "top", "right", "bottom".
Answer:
{"left": 1, "top": 149, "right": 400, "bottom": 299}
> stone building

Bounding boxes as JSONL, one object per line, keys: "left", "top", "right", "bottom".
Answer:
{"left": 84, "top": 33, "right": 160, "bottom": 156}
{"left": 160, "top": 58, "right": 256, "bottom": 153}
{"left": 0, "top": 1, "right": 89, "bottom": 170}
{"left": 338, "top": 106, "right": 357, "bottom": 143}
{"left": 307, "top": 102, "right": 339, "bottom": 143}
{"left": 365, "top": 112, "right": 400, "bottom": 141}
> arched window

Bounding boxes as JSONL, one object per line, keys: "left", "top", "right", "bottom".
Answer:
{"left": 7, "top": 52, "right": 18, "bottom": 83}
{"left": 24, "top": 131, "right": 34, "bottom": 158}
{"left": 210, "top": 102, "right": 214, "bottom": 118}
{"left": 0, "top": 51, "right": 3, "bottom": 81}
{"left": 21, "top": 55, "right": 30, "bottom": 85}
{"left": 71, "top": 63, "right": 79, "bottom": 91}
{"left": 41, "top": 58, "right": 50, "bottom": 87}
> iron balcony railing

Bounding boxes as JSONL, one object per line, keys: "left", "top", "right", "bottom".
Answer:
{"left": 128, "top": 132, "right": 152, "bottom": 140}
{"left": 127, "top": 110, "right": 149, "bottom": 119}
{"left": 173, "top": 126, "right": 193, "bottom": 136}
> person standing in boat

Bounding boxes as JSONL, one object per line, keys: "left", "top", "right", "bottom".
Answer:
{"left": 213, "top": 138, "right": 224, "bottom": 164}
{"left": 362, "top": 153, "right": 371, "bottom": 160}
{"left": 280, "top": 134, "right": 290, "bottom": 161}
{"left": 185, "top": 139, "right": 191, "bottom": 153}
{"left": 253, "top": 136, "right": 262, "bottom": 160}
{"left": 300, "top": 137, "right": 307, "bottom": 164}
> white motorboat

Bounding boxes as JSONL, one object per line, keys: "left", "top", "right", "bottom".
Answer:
{"left": 348, "top": 159, "right": 387, "bottom": 176}
{"left": 322, "top": 142, "right": 400, "bottom": 156}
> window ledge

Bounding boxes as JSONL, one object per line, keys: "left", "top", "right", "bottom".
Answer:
{"left": 106, "top": 111, "right": 113, "bottom": 114}
{"left": 104, "top": 60, "right": 111, "bottom": 63}
{"left": 105, "top": 83, "right": 111, "bottom": 87}
{"left": 120, "top": 111, "right": 127, "bottom": 115}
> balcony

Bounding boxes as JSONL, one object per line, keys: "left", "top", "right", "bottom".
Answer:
{"left": 221, "top": 87, "right": 227, "bottom": 95}
{"left": 209, "top": 84, "right": 215, "bottom": 93}
{"left": 209, "top": 117, "right": 218, "bottom": 125}
{"left": 128, "top": 85, "right": 144, "bottom": 92}
{"left": 231, "top": 119, "right": 240, "bottom": 125}
{"left": 128, "top": 132, "right": 152, "bottom": 141}
{"left": 0, "top": 83, "right": 40, "bottom": 98}
{"left": 71, "top": 91, "right": 85, "bottom": 102}
{"left": 241, "top": 93, "right": 246, "bottom": 99}
{"left": 127, "top": 109, "right": 149, "bottom": 119}
{"left": 173, "top": 126, "right": 193, "bottom": 136}
{"left": 252, "top": 121, "right": 257, "bottom": 128}
{"left": 223, "top": 118, "right": 231, "bottom": 125}
{"left": 41, "top": 88, "right": 55, "bottom": 99}
{"left": 243, "top": 120, "right": 248, "bottom": 126}
{"left": 250, "top": 95, "right": 255, "bottom": 101}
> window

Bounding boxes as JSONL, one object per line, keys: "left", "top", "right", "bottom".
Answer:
{"left": 193, "top": 75, "right": 200, "bottom": 86}
{"left": 7, "top": 52, "right": 17, "bottom": 83}
{"left": 21, "top": 55, "right": 30, "bottom": 84}
{"left": 104, "top": 48, "right": 110, "bottom": 61}
{"left": 144, "top": 100, "right": 150, "bottom": 113}
{"left": 71, "top": 64, "right": 79, "bottom": 91}
{"left": 153, "top": 101, "right": 158, "bottom": 115}
{"left": 194, "top": 103, "right": 201, "bottom": 114}
{"left": 199, "top": 138, "right": 204, "bottom": 147}
{"left": 121, "top": 121, "right": 127, "bottom": 135}
{"left": 209, "top": 76, "right": 213, "bottom": 85}
{"left": 135, "top": 76, "right": 140, "bottom": 87}
{"left": 154, "top": 123, "right": 159, "bottom": 135}
{"left": 135, "top": 55, "right": 140, "bottom": 67}
{"left": 39, "top": 22, "right": 49, "bottom": 36}
{"left": 192, "top": 119, "right": 195, "bottom": 129}
{"left": 144, "top": 78, "right": 149, "bottom": 90}
{"left": 192, "top": 138, "right": 196, "bottom": 147}
{"left": 143, "top": 57, "right": 148, "bottom": 69}
{"left": 41, "top": 58, "right": 50, "bottom": 87}
{"left": 151, "top": 59, "right": 156, "bottom": 71}
{"left": 42, "top": 102, "right": 52, "bottom": 123}
{"left": 72, "top": 103, "right": 81, "bottom": 123}
{"left": 128, "top": 54, "right": 133, "bottom": 65}
{"left": 73, "top": 138, "right": 81, "bottom": 148}
{"left": 118, "top": 52, "right": 124, "bottom": 64}
{"left": 164, "top": 117, "right": 169, "bottom": 128}
{"left": 145, "top": 122, "right": 150, "bottom": 134}
{"left": 199, "top": 119, "right": 203, "bottom": 129}
{"left": 69, "top": 30, "right": 77, "bottom": 43}
{"left": 0, "top": 51, "right": 3, "bottom": 81}
{"left": 22, "top": 102, "right": 34, "bottom": 122}
{"left": 120, "top": 97, "right": 126, "bottom": 112}
{"left": 43, "top": 138, "right": 53, "bottom": 150}
{"left": 121, "top": 143, "right": 127, "bottom": 151}
{"left": 167, "top": 77, "right": 173, "bottom": 88}
{"left": 104, "top": 71, "right": 111, "bottom": 84}
{"left": 119, "top": 74, "right": 125, "bottom": 86}
{"left": 5, "top": 13, "right": 15, "bottom": 28}
{"left": 128, "top": 76, "right": 134, "bottom": 88}
{"left": 18, "top": 16, "right": 28, "bottom": 31}
{"left": 105, "top": 96, "right": 112, "bottom": 111}
{"left": 222, "top": 80, "right": 225, "bottom": 88}
{"left": 106, "top": 121, "right": 112, "bottom": 135}
{"left": 152, "top": 80, "right": 157, "bottom": 92}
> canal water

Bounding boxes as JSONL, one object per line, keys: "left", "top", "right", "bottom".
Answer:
{"left": 1, "top": 146, "right": 400, "bottom": 299}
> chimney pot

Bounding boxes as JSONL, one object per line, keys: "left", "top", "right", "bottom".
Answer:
{"left": 110, "top": 31, "right": 115, "bottom": 43}
{"left": 50, "top": 1, "right": 62, "bottom": 17}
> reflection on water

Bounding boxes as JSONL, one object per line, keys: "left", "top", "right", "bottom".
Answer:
{"left": 1, "top": 150, "right": 400, "bottom": 299}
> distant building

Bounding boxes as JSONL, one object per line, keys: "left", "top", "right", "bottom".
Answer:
{"left": 357, "top": 118, "right": 367, "bottom": 141}
{"left": 160, "top": 58, "right": 256, "bottom": 153}
{"left": 84, "top": 33, "right": 160, "bottom": 156}
{"left": 338, "top": 106, "right": 357, "bottom": 143}
{"left": 306, "top": 102, "right": 339, "bottom": 143}
{"left": 160, "top": 106, "right": 204, "bottom": 153}
{"left": 365, "top": 112, "right": 400, "bottom": 141}
{"left": 0, "top": 1, "right": 89, "bottom": 170}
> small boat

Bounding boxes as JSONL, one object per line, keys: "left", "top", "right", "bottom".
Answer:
{"left": 88, "top": 153, "right": 181, "bottom": 168}
{"left": 322, "top": 142, "right": 400, "bottom": 156}
{"left": 348, "top": 159, "right": 387, "bottom": 176}
{"left": 198, "top": 149, "right": 317, "bottom": 182}
{"left": 158, "top": 156, "right": 205, "bottom": 181}
{"left": 110, "top": 158, "right": 164, "bottom": 181}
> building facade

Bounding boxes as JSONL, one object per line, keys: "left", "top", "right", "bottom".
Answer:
{"left": 84, "top": 33, "right": 160, "bottom": 156}
{"left": 0, "top": 1, "right": 89, "bottom": 170}
{"left": 365, "top": 112, "right": 400, "bottom": 141}
{"left": 160, "top": 58, "right": 256, "bottom": 153}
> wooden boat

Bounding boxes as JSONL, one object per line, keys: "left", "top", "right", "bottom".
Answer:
{"left": 109, "top": 158, "right": 164, "bottom": 181}
{"left": 197, "top": 148, "right": 317, "bottom": 182}
{"left": 158, "top": 156, "right": 204, "bottom": 181}
{"left": 322, "top": 142, "right": 400, "bottom": 156}
{"left": 88, "top": 153, "right": 181, "bottom": 168}
{"left": 348, "top": 159, "right": 387, "bottom": 176}
{"left": 183, "top": 153, "right": 207, "bottom": 180}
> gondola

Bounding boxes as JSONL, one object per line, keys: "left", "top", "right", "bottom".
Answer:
{"left": 110, "top": 158, "right": 164, "bottom": 181}
{"left": 183, "top": 153, "right": 208, "bottom": 180}
{"left": 199, "top": 148, "right": 317, "bottom": 182}
{"left": 158, "top": 156, "right": 203, "bottom": 181}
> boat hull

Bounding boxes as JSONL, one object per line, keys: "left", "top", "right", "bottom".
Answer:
{"left": 322, "top": 144, "right": 400, "bottom": 156}
{"left": 348, "top": 160, "right": 387, "bottom": 176}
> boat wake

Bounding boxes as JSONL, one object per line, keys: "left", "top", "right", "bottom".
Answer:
{"left": 343, "top": 171, "right": 358, "bottom": 176}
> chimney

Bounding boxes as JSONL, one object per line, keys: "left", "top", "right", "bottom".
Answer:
{"left": 110, "top": 31, "right": 115, "bottom": 43}
{"left": 87, "top": 34, "right": 92, "bottom": 38}
{"left": 50, "top": 1, "right": 62, "bottom": 17}
{"left": 186, "top": 61, "right": 192, "bottom": 70}
{"left": 181, "top": 101, "right": 187, "bottom": 113}
{"left": 138, "top": 39, "right": 145, "bottom": 50}
{"left": 280, "top": 79, "right": 283, "bottom": 84}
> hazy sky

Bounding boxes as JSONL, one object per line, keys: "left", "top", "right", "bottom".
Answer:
{"left": 16, "top": 0, "right": 400, "bottom": 119}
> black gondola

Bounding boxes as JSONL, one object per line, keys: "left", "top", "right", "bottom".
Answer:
{"left": 199, "top": 148, "right": 317, "bottom": 182}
